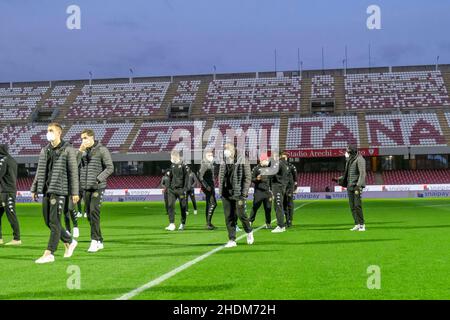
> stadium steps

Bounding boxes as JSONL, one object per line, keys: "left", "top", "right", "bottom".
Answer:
{"left": 334, "top": 74, "right": 346, "bottom": 113}
{"left": 32, "top": 87, "right": 53, "bottom": 118}
{"left": 155, "top": 80, "right": 179, "bottom": 119}
{"left": 442, "top": 71, "right": 450, "bottom": 98}
{"left": 121, "top": 120, "right": 143, "bottom": 153}
{"left": 279, "top": 115, "right": 289, "bottom": 150}
{"left": 436, "top": 109, "right": 450, "bottom": 145}
{"left": 357, "top": 112, "right": 369, "bottom": 147}
{"left": 190, "top": 78, "right": 212, "bottom": 118}
{"left": 300, "top": 77, "right": 311, "bottom": 115}
{"left": 53, "top": 84, "right": 83, "bottom": 123}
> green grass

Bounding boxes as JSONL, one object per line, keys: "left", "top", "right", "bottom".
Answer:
{"left": 0, "top": 198, "right": 449, "bottom": 300}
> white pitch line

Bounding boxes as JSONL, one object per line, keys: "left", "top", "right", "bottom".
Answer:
{"left": 116, "top": 202, "right": 312, "bottom": 300}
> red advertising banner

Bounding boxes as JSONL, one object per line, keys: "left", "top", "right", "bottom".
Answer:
{"left": 285, "top": 148, "right": 379, "bottom": 158}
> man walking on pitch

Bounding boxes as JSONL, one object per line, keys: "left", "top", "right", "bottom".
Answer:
{"left": 165, "top": 150, "right": 190, "bottom": 231}
{"left": 281, "top": 151, "right": 298, "bottom": 228}
{"left": 219, "top": 143, "right": 254, "bottom": 248}
{"left": 186, "top": 170, "right": 198, "bottom": 215}
{"left": 0, "top": 144, "right": 21, "bottom": 246}
{"left": 198, "top": 150, "right": 217, "bottom": 230}
{"left": 78, "top": 129, "right": 114, "bottom": 253}
{"left": 334, "top": 145, "right": 367, "bottom": 231}
{"left": 31, "top": 123, "right": 79, "bottom": 264}
{"left": 249, "top": 153, "right": 273, "bottom": 229}
{"left": 270, "top": 152, "right": 290, "bottom": 233}
{"left": 160, "top": 169, "right": 170, "bottom": 215}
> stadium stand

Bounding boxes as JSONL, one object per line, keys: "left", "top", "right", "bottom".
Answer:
{"left": 286, "top": 115, "right": 360, "bottom": 149}
{"left": 382, "top": 169, "right": 450, "bottom": 185}
{"left": 365, "top": 113, "right": 446, "bottom": 147}
{"left": 345, "top": 71, "right": 450, "bottom": 110}
{"left": 172, "top": 80, "right": 201, "bottom": 104}
{"left": 129, "top": 120, "right": 205, "bottom": 153}
{"left": 0, "top": 124, "right": 52, "bottom": 156}
{"left": 66, "top": 82, "right": 170, "bottom": 119}
{"left": 203, "top": 77, "right": 301, "bottom": 114}
{"left": 63, "top": 123, "right": 134, "bottom": 153}
{"left": 311, "top": 75, "right": 335, "bottom": 99}
{"left": 0, "top": 85, "right": 49, "bottom": 121}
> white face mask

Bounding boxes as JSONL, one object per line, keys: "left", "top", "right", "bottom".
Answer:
{"left": 171, "top": 157, "right": 180, "bottom": 164}
{"left": 345, "top": 152, "right": 350, "bottom": 159}
{"left": 206, "top": 155, "right": 214, "bottom": 163}
{"left": 224, "top": 149, "right": 232, "bottom": 158}
{"left": 260, "top": 160, "right": 269, "bottom": 167}
{"left": 46, "top": 132, "right": 56, "bottom": 142}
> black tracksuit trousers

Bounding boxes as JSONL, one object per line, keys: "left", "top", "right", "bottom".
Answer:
{"left": 167, "top": 189, "right": 187, "bottom": 225}
{"left": 204, "top": 189, "right": 217, "bottom": 225}
{"left": 249, "top": 191, "right": 272, "bottom": 225}
{"left": 222, "top": 196, "right": 252, "bottom": 241}
{"left": 42, "top": 194, "right": 72, "bottom": 253}
{"left": 271, "top": 183, "right": 286, "bottom": 228}
{"left": 0, "top": 193, "right": 20, "bottom": 240}
{"left": 84, "top": 189, "right": 104, "bottom": 242}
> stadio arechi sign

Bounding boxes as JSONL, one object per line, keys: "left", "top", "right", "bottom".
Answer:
{"left": 284, "top": 148, "right": 379, "bottom": 158}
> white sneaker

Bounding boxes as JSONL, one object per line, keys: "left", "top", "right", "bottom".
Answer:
{"left": 83, "top": 212, "right": 87, "bottom": 218}
{"left": 165, "top": 223, "right": 176, "bottom": 231}
{"left": 87, "top": 240, "right": 99, "bottom": 253}
{"left": 247, "top": 231, "right": 254, "bottom": 245}
{"left": 72, "top": 227, "right": 79, "bottom": 238}
{"left": 224, "top": 240, "right": 237, "bottom": 248}
{"left": 97, "top": 242, "right": 104, "bottom": 250}
{"left": 75, "top": 211, "right": 82, "bottom": 218}
{"left": 350, "top": 224, "right": 360, "bottom": 231}
{"left": 236, "top": 226, "right": 241, "bottom": 232}
{"left": 178, "top": 224, "right": 185, "bottom": 231}
{"left": 271, "top": 226, "right": 286, "bottom": 233}
{"left": 194, "top": 210, "right": 198, "bottom": 215}
{"left": 5, "top": 240, "right": 22, "bottom": 246}
{"left": 186, "top": 211, "right": 190, "bottom": 216}
{"left": 358, "top": 225, "right": 366, "bottom": 232}
{"left": 0, "top": 239, "right": 3, "bottom": 245}
{"left": 35, "top": 254, "right": 55, "bottom": 264}
{"left": 64, "top": 240, "right": 78, "bottom": 258}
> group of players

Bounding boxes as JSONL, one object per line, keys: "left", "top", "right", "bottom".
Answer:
{"left": 0, "top": 122, "right": 114, "bottom": 264}
{"left": 161, "top": 143, "right": 299, "bottom": 248}
{"left": 0, "top": 121, "right": 367, "bottom": 261}
{"left": 161, "top": 143, "right": 367, "bottom": 248}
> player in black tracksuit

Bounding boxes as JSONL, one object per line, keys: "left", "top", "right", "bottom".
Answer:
{"left": 165, "top": 150, "right": 190, "bottom": 231}
{"left": 160, "top": 169, "right": 170, "bottom": 215}
{"left": 282, "top": 152, "right": 298, "bottom": 228}
{"left": 0, "top": 144, "right": 21, "bottom": 245}
{"left": 270, "top": 152, "right": 290, "bottom": 232}
{"left": 198, "top": 150, "right": 217, "bottom": 230}
{"left": 186, "top": 171, "right": 198, "bottom": 215}
{"left": 249, "top": 153, "right": 273, "bottom": 229}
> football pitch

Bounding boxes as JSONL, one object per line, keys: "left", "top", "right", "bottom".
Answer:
{"left": 0, "top": 198, "right": 449, "bottom": 300}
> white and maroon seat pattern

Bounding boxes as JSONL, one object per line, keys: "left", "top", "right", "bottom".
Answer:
{"left": 206, "top": 118, "right": 280, "bottom": 155}
{"left": 203, "top": 77, "right": 301, "bottom": 114}
{"left": 365, "top": 113, "right": 446, "bottom": 147}
{"left": 445, "top": 112, "right": 450, "bottom": 129}
{"left": 67, "top": 82, "right": 170, "bottom": 119}
{"left": 129, "top": 120, "right": 205, "bottom": 153}
{"left": 345, "top": 71, "right": 450, "bottom": 110}
{"left": 172, "top": 80, "right": 200, "bottom": 104}
{"left": 42, "top": 85, "right": 75, "bottom": 109}
{"left": 0, "top": 124, "right": 53, "bottom": 156}
{"left": 382, "top": 169, "right": 450, "bottom": 185}
{"left": 311, "top": 75, "right": 335, "bottom": 99}
{"left": 286, "top": 116, "right": 359, "bottom": 149}
{"left": 63, "top": 123, "right": 134, "bottom": 153}
{"left": 0, "top": 86, "right": 50, "bottom": 121}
